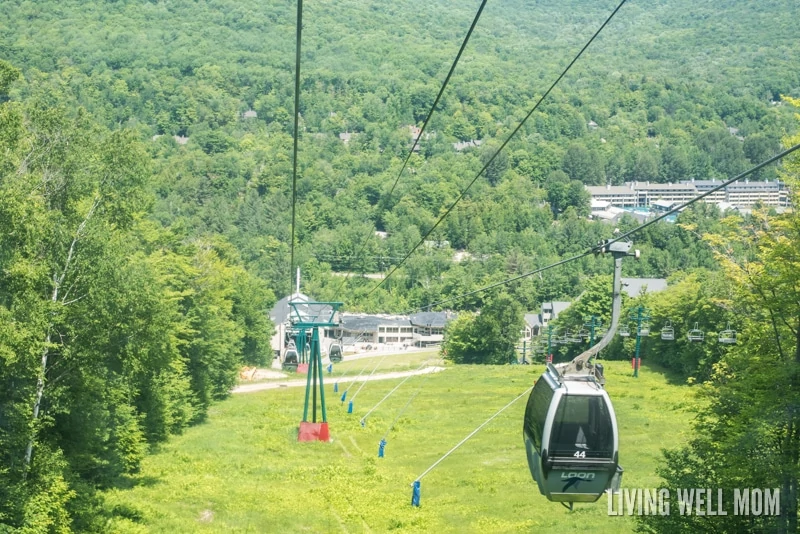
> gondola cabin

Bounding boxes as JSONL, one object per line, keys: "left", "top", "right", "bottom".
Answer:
{"left": 282, "top": 346, "right": 299, "bottom": 371}
{"left": 524, "top": 365, "right": 621, "bottom": 506}
{"left": 329, "top": 343, "right": 343, "bottom": 363}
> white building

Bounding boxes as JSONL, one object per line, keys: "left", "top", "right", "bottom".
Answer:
{"left": 585, "top": 185, "right": 638, "bottom": 207}
{"left": 586, "top": 179, "right": 788, "bottom": 210}
{"left": 631, "top": 181, "right": 697, "bottom": 205}
{"left": 323, "top": 311, "right": 454, "bottom": 350}
{"left": 522, "top": 301, "right": 572, "bottom": 340}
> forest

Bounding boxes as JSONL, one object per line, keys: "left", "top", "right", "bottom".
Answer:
{"left": 1, "top": 0, "right": 800, "bottom": 530}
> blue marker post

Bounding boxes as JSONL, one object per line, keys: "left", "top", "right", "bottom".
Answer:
{"left": 334, "top": 382, "right": 339, "bottom": 393}
{"left": 341, "top": 391, "right": 347, "bottom": 403}
{"left": 347, "top": 400, "right": 354, "bottom": 414}
{"left": 378, "top": 439, "right": 387, "bottom": 458}
{"left": 327, "top": 364, "right": 333, "bottom": 374}
{"left": 411, "top": 480, "right": 421, "bottom": 507}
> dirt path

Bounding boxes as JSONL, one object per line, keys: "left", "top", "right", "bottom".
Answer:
{"left": 232, "top": 366, "right": 446, "bottom": 394}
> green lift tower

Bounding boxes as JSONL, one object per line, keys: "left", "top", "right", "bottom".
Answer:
{"left": 289, "top": 300, "right": 343, "bottom": 442}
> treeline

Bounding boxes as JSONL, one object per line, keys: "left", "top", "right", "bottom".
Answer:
{"left": 0, "top": 63, "right": 275, "bottom": 531}
{"left": 637, "top": 134, "right": 800, "bottom": 533}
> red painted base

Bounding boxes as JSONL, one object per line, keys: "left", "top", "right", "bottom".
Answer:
{"left": 296, "top": 363, "right": 309, "bottom": 374}
{"left": 298, "top": 422, "right": 330, "bottom": 442}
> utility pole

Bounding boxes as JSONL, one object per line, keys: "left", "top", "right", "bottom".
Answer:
{"left": 630, "top": 305, "right": 650, "bottom": 378}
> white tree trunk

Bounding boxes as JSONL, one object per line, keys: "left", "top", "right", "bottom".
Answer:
{"left": 23, "top": 198, "right": 98, "bottom": 475}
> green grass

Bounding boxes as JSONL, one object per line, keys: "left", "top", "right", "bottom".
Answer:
{"left": 256, "top": 350, "right": 443, "bottom": 384}
{"left": 102, "top": 361, "right": 697, "bottom": 533}
{"left": 330, "top": 349, "right": 442, "bottom": 376}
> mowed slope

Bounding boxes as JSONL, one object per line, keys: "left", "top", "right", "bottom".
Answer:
{"left": 102, "top": 361, "right": 695, "bottom": 533}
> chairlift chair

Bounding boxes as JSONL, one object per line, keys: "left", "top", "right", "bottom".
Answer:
{"left": 618, "top": 324, "right": 630, "bottom": 338}
{"left": 687, "top": 323, "right": 704, "bottom": 343}
{"left": 638, "top": 324, "right": 650, "bottom": 337}
{"left": 718, "top": 323, "right": 737, "bottom": 344}
{"left": 524, "top": 364, "right": 622, "bottom": 507}
{"left": 660, "top": 321, "right": 674, "bottom": 341}
{"left": 594, "top": 329, "right": 607, "bottom": 339}
{"left": 566, "top": 330, "right": 582, "bottom": 344}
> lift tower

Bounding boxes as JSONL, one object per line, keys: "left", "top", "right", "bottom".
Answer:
{"left": 289, "top": 300, "right": 343, "bottom": 442}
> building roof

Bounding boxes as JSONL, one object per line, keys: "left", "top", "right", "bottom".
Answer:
{"left": 651, "top": 199, "right": 678, "bottom": 209}
{"left": 526, "top": 301, "right": 572, "bottom": 327}
{"left": 339, "top": 314, "right": 408, "bottom": 332}
{"left": 410, "top": 311, "right": 450, "bottom": 328}
{"left": 632, "top": 181, "right": 696, "bottom": 192}
{"left": 585, "top": 185, "right": 635, "bottom": 196}
{"left": 620, "top": 278, "right": 668, "bottom": 298}
{"left": 543, "top": 301, "right": 572, "bottom": 315}
{"left": 726, "top": 180, "right": 780, "bottom": 192}
{"left": 717, "top": 202, "right": 739, "bottom": 212}
{"left": 270, "top": 292, "right": 311, "bottom": 324}
{"left": 621, "top": 210, "right": 651, "bottom": 223}
{"left": 592, "top": 206, "right": 625, "bottom": 221}
{"left": 453, "top": 139, "right": 482, "bottom": 151}
{"left": 682, "top": 179, "right": 726, "bottom": 191}
{"left": 338, "top": 311, "right": 454, "bottom": 333}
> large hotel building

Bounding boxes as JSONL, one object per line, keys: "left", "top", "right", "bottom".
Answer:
{"left": 586, "top": 179, "right": 788, "bottom": 210}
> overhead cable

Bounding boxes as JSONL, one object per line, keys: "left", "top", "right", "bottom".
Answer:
{"left": 598, "top": 142, "right": 800, "bottom": 251}
{"left": 369, "top": 0, "right": 629, "bottom": 297}
{"left": 405, "top": 142, "right": 800, "bottom": 313}
{"left": 289, "top": 0, "right": 304, "bottom": 294}
{"left": 335, "top": 0, "right": 489, "bottom": 296}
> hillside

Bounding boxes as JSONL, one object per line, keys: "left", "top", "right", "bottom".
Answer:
{"left": 100, "top": 360, "right": 696, "bottom": 532}
{"left": 2, "top": 0, "right": 798, "bottom": 309}
{"left": 2, "top": 1, "right": 800, "bottom": 531}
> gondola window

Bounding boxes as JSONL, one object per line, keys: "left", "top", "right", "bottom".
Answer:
{"left": 549, "top": 396, "right": 613, "bottom": 459}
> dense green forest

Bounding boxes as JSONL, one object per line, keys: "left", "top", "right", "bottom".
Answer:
{"left": 2, "top": 0, "right": 800, "bottom": 530}
{"left": 2, "top": 0, "right": 799, "bottom": 312}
